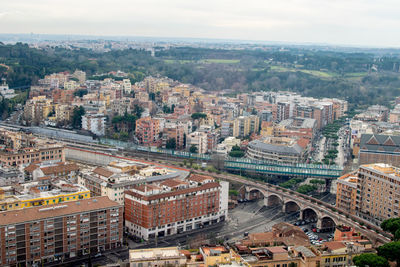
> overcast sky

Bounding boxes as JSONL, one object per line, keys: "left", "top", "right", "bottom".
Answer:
{"left": 1, "top": 0, "right": 400, "bottom": 47}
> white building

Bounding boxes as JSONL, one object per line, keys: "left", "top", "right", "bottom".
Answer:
{"left": 122, "top": 79, "right": 132, "bottom": 94}
{"left": 187, "top": 131, "right": 208, "bottom": 154}
{"left": 81, "top": 113, "right": 106, "bottom": 136}
{"left": 0, "top": 80, "right": 16, "bottom": 99}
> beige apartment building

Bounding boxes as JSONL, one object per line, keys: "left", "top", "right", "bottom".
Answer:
{"left": 337, "top": 163, "right": 400, "bottom": 225}
{"left": 233, "top": 115, "right": 260, "bottom": 138}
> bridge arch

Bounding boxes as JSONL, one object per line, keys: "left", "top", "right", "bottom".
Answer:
{"left": 283, "top": 200, "right": 301, "bottom": 213}
{"left": 247, "top": 188, "right": 265, "bottom": 201}
{"left": 301, "top": 208, "right": 318, "bottom": 222}
{"left": 319, "top": 216, "right": 337, "bottom": 231}
{"left": 266, "top": 194, "right": 283, "bottom": 207}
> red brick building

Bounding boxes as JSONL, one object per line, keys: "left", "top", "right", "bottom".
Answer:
{"left": 135, "top": 117, "right": 160, "bottom": 145}
{"left": 124, "top": 174, "right": 228, "bottom": 240}
{"left": 0, "top": 196, "right": 123, "bottom": 266}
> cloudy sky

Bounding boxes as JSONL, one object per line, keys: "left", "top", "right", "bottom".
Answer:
{"left": 1, "top": 0, "right": 400, "bottom": 47}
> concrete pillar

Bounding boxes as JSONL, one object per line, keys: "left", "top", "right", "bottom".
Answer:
{"left": 299, "top": 209, "right": 304, "bottom": 220}
{"left": 264, "top": 197, "right": 269, "bottom": 207}
{"left": 282, "top": 204, "right": 286, "bottom": 213}
{"left": 316, "top": 218, "right": 322, "bottom": 229}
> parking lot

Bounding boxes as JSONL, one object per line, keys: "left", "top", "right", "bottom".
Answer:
{"left": 294, "top": 220, "right": 335, "bottom": 245}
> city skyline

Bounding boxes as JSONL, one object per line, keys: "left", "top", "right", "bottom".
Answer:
{"left": 1, "top": 0, "right": 400, "bottom": 48}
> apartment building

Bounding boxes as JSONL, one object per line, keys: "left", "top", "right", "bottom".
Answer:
{"left": 232, "top": 115, "right": 260, "bottom": 138}
{"left": 0, "top": 196, "right": 123, "bottom": 266}
{"left": 336, "top": 173, "right": 358, "bottom": 215}
{"left": 135, "top": 117, "right": 161, "bottom": 145}
{"left": 0, "top": 129, "right": 65, "bottom": 167}
{"left": 78, "top": 161, "right": 181, "bottom": 205}
{"left": 274, "top": 101, "right": 291, "bottom": 122}
{"left": 221, "top": 120, "right": 234, "bottom": 138}
{"left": 186, "top": 131, "right": 208, "bottom": 154}
{"left": 336, "top": 163, "right": 400, "bottom": 225}
{"left": 162, "top": 125, "right": 185, "bottom": 149}
{"left": 23, "top": 96, "right": 54, "bottom": 125}
{"left": 124, "top": 174, "right": 228, "bottom": 240}
{"left": 81, "top": 113, "right": 107, "bottom": 136}
{"left": 0, "top": 179, "right": 90, "bottom": 211}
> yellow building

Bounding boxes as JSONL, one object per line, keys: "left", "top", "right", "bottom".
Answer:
{"left": 63, "top": 80, "right": 78, "bottom": 90}
{"left": 0, "top": 183, "right": 90, "bottom": 211}
{"left": 233, "top": 115, "right": 260, "bottom": 138}
{"left": 200, "top": 246, "right": 231, "bottom": 266}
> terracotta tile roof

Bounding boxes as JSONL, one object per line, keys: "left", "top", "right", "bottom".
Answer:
{"left": 160, "top": 179, "right": 188, "bottom": 188}
{"left": 41, "top": 163, "right": 79, "bottom": 175}
{"left": 249, "top": 232, "right": 274, "bottom": 241}
{"left": 188, "top": 174, "right": 214, "bottom": 183}
{"left": 24, "top": 164, "right": 39, "bottom": 173}
{"left": 93, "top": 167, "right": 114, "bottom": 178}
{"left": 323, "top": 241, "right": 346, "bottom": 251}
{"left": 297, "top": 138, "right": 310, "bottom": 149}
{"left": 266, "top": 246, "right": 287, "bottom": 254}
{"left": 0, "top": 196, "right": 121, "bottom": 226}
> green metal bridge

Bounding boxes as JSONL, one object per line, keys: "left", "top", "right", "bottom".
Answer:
{"left": 100, "top": 138, "right": 343, "bottom": 178}
{"left": 224, "top": 157, "right": 343, "bottom": 178}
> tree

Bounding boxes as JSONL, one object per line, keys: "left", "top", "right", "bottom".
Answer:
{"left": 377, "top": 241, "right": 400, "bottom": 265}
{"left": 71, "top": 106, "right": 85, "bottom": 129}
{"left": 189, "top": 145, "right": 198, "bottom": 154}
{"left": 191, "top": 112, "right": 207, "bottom": 120}
{"left": 381, "top": 218, "right": 400, "bottom": 240}
{"left": 353, "top": 253, "right": 389, "bottom": 267}
{"left": 166, "top": 138, "right": 176, "bottom": 149}
{"left": 297, "top": 184, "right": 317, "bottom": 194}
{"left": 229, "top": 145, "right": 245, "bottom": 157}
{"left": 74, "top": 89, "right": 88, "bottom": 97}
{"left": 149, "top": 92, "right": 155, "bottom": 101}
{"left": 133, "top": 104, "right": 143, "bottom": 118}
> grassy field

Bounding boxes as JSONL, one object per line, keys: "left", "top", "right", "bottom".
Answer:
{"left": 163, "top": 59, "right": 193, "bottom": 64}
{"left": 269, "top": 65, "right": 337, "bottom": 78}
{"left": 199, "top": 59, "right": 240, "bottom": 64}
{"left": 163, "top": 59, "right": 240, "bottom": 64}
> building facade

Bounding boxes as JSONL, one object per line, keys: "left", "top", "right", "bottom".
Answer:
{"left": 336, "top": 163, "right": 400, "bottom": 225}
{"left": 81, "top": 114, "right": 106, "bottom": 136}
{"left": 135, "top": 117, "right": 161, "bottom": 145}
{"left": 246, "top": 137, "right": 306, "bottom": 164}
{"left": 124, "top": 174, "right": 228, "bottom": 240}
{"left": 0, "top": 196, "right": 123, "bottom": 266}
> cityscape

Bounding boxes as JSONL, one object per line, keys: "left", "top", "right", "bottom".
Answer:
{"left": 2, "top": 1, "right": 400, "bottom": 266}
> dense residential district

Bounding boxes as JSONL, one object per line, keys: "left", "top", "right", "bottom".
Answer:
{"left": 1, "top": 70, "right": 400, "bottom": 267}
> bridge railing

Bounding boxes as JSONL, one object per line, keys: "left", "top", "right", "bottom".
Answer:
{"left": 224, "top": 161, "right": 342, "bottom": 177}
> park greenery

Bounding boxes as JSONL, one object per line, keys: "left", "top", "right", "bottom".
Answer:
{"left": 189, "top": 145, "right": 198, "bottom": 154}
{"left": 280, "top": 178, "right": 304, "bottom": 189}
{"left": 353, "top": 253, "right": 389, "bottom": 267}
{"left": 71, "top": 106, "right": 85, "bottom": 129}
{"left": 191, "top": 112, "right": 207, "bottom": 120}
{"left": 3, "top": 43, "right": 400, "bottom": 110}
{"left": 166, "top": 138, "right": 176, "bottom": 149}
{"left": 229, "top": 145, "right": 245, "bottom": 158}
{"left": 354, "top": 218, "right": 400, "bottom": 267}
{"left": 296, "top": 184, "right": 317, "bottom": 194}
